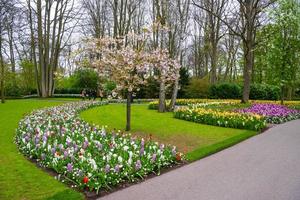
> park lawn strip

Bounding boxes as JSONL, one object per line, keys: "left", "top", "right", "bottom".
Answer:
{"left": 0, "top": 99, "right": 83, "bottom": 200}
{"left": 186, "top": 131, "right": 257, "bottom": 161}
{"left": 80, "top": 104, "right": 256, "bottom": 161}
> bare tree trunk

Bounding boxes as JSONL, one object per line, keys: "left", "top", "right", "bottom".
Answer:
{"left": 8, "top": 25, "right": 15, "bottom": 73}
{"left": 126, "top": 91, "right": 132, "bottom": 131}
{"left": 210, "top": 43, "right": 218, "bottom": 83}
{"left": 37, "top": 0, "right": 47, "bottom": 97}
{"left": 28, "top": 0, "right": 41, "bottom": 96}
{"left": 0, "top": 60, "right": 4, "bottom": 104}
{"left": 280, "top": 85, "right": 284, "bottom": 105}
{"left": 0, "top": 13, "right": 4, "bottom": 104}
{"left": 158, "top": 80, "right": 166, "bottom": 112}
{"left": 241, "top": 0, "right": 256, "bottom": 104}
{"left": 0, "top": 35, "right": 4, "bottom": 103}
{"left": 169, "top": 78, "right": 179, "bottom": 111}
{"left": 242, "top": 41, "right": 253, "bottom": 103}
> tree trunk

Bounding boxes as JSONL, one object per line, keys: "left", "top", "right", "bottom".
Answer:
{"left": 0, "top": 32, "right": 5, "bottom": 104}
{"left": 280, "top": 85, "right": 284, "bottom": 105}
{"left": 242, "top": 46, "right": 253, "bottom": 103}
{"left": 287, "top": 86, "right": 292, "bottom": 101}
{"left": 0, "top": 56, "right": 4, "bottom": 104}
{"left": 169, "top": 78, "right": 179, "bottom": 111}
{"left": 210, "top": 44, "right": 217, "bottom": 84}
{"left": 37, "top": 0, "right": 47, "bottom": 97}
{"left": 158, "top": 80, "right": 166, "bottom": 112}
{"left": 126, "top": 91, "right": 132, "bottom": 131}
{"left": 8, "top": 26, "right": 16, "bottom": 73}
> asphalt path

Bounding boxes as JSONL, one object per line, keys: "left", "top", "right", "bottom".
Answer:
{"left": 99, "top": 120, "right": 300, "bottom": 200}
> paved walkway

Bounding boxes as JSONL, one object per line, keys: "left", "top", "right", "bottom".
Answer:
{"left": 100, "top": 120, "right": 300, "bottom": 200}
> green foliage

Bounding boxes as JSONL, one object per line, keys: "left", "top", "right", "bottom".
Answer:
{"left": 207, "top": 83, "right": 280, "bottom": 100}
{"left": 54, "top": 88, "right": 82, "bottom": 94}
{"left": 250, "top": 84, "right": 280, "bottom": 100}
{"left": 103, "top": 80, "right": 117, "bottom": 95}
{"left": 1, "top": 63, "right": 32, "bottom": 97}
{"left": 178, "top": 67, "right": 190, "bottom": 98}
{"left": 136, "top": 77, "right": 159, "bottom": 98}
{"left": 72, "top": 68, "right": 99, "bottom": 89}
{"left": 209, "top": 83, "right": 242, "bottom": 99}
{"left": 184, "top": 77, "right": 210, "bottom": 98}
{"left": 255, "top": 0, "right": 300, "bottom": 99}
{"left": 55, "top": 68, "right": 100, "bottom": 94}
{"left": 19, "top": 60, "right": 36, "bottom": 93}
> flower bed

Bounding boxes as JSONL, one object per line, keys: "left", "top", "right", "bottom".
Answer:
{"left": 16, "top": 101, "right": 180, "bottom": 193}
{"left": 174, "top": 107, "right": 266, "bottom": 131}
{"left": 237, "top": 104, "right": 300, "bottom": 124}
{"left": 148, "top": 99, "right": 300, "bottom": 110}
{"left": 148, "top": 99, "right": 239, "bottom": 110}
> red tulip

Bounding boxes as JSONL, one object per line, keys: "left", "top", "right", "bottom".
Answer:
{"left": 176, "top": 153, "right": 181, "bottom": 161}
{"left": 83, "top": 176, "right": 89, "bottom": 184}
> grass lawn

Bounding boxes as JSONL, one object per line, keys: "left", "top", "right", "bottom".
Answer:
{"left": 80, "top": 104, "right": 257, "bottom": 161}
{"left": 0, "top": 99, "right": 83, "bottom": 200}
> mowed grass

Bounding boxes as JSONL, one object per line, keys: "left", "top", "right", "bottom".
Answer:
{"left": 80, "top": 104, "right": 257, "bottom": 161}
{"left": 0, "top": 99, "right": 83, "bottom": 200}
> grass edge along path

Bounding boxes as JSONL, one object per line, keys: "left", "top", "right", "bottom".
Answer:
{"left": 187, "top": 131, "right": 257, "bottom": 161}
{"left": 0, "top": 99, "right": 83, "bottom": 200}
{"left": 80, "top": 104, "right": 257, "bottom": 163}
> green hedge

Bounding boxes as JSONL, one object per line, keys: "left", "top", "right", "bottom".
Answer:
{"left": 54, "top": 88, "right": 82, "bottom": 94}
{"left": 209, "top": 83, "right": 242, "bottom": 99}
{"left": 249, "top": 84, "right": 280, "bottom": 100}
{"left": 208, "top": 83, "right": 280, "bottom": 100}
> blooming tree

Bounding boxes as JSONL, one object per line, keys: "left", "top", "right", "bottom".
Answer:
{"left": 148, "top": 49, "right": 181, "bottom": 112}
{"left": 83, "top": 34, "right": 180, "bottom": 130}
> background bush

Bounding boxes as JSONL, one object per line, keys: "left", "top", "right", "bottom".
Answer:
{"left": 207, "top": 83, "right": 280, "bottom": 100}
{"left": 249, "top": 84, "right": 280, "bottom": 100}
{"left": 184, "top": 77, "right": 210, "bottom": 98}
{"left": 208, "top": 83, "right": 242, "bottom": 99}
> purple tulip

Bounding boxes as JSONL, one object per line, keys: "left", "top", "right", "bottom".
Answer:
{"left": 83, "top": 140, "right": 89, "bottom": 149}
{"left": 64, "top": 151, "right": 69, "bottom": 158}
{"left": 237, "top": 103, "right": 299, "bottom": 117}
{"left": 139, "top": 147, "right": 144, "bottom": 156}
{"left": 105, "top": 164, "right": 110, "bottom": 173}
{"left": 151, "top": 154, "right": 157, "bottom": 162}
{"left": 61, "top": 127, "right": 66, "bottom": 134}
{"left": 24, "top": 135, "right": 30, "bottom": 142}
{"left": 42, "top": 135, "right": 47, "bottom": 142}
{"left": 114, "top": 164, "right": 120, "bottom": 173}
{"left": 160, "top": 144, "right": 165, "bottom": 151}
{"left": 34, "top": 136, "right": 40, "bottom": 145}
{"left": 141, "top": 139, "right": 145, "bottom": 147}
{"left": 59, "top": 144, "right": 64, "bottom": 150}
{"left": 51, "top": 147, "right": 56, "bottom": 155}
{"left": 67, "top": 163, "right": 73, "bottom": 172}
{"left": 135, "top": 160, "right": 142, "bottom": 171}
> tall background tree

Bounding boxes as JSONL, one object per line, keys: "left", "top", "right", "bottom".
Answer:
{"left": 193, "top": 0, "right": 276, "bottom": 103}
{"left": 26, "top": 0, "right": 80, "bottom": 97}
{"left": 255, "top": 0, "right": 300, "bottom": 104}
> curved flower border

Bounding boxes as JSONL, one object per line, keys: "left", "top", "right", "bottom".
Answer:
{"left": 15, "top": 101, "right": 180, "bottom": 193}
